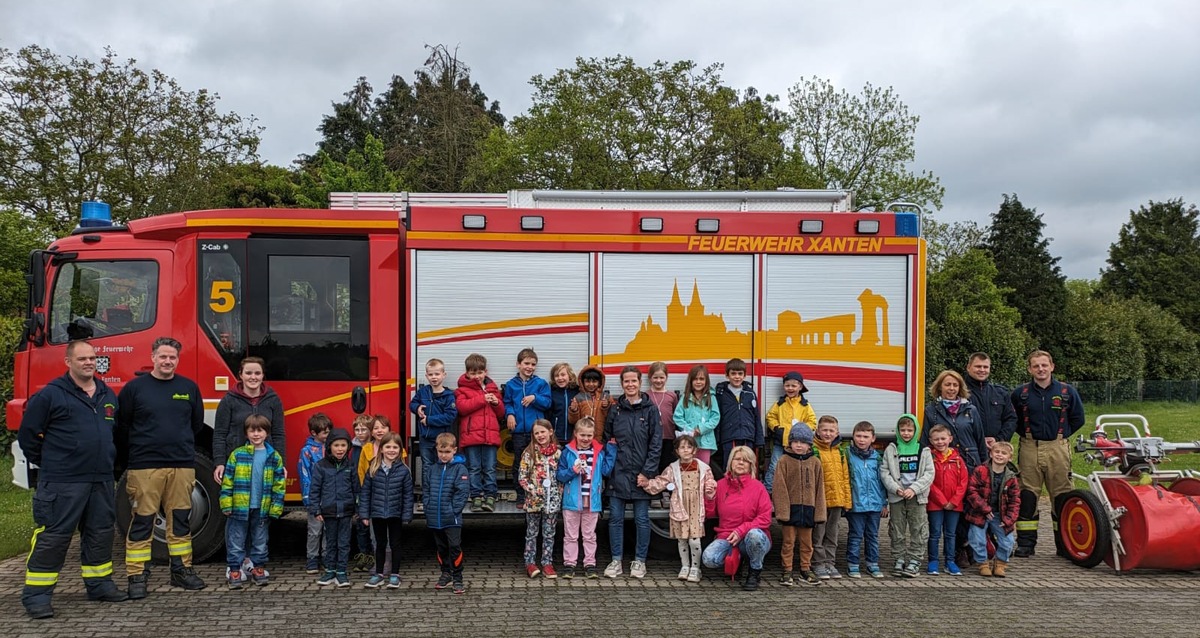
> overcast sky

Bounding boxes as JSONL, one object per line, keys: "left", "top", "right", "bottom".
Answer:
{"left": 3, "top": 0, "right": 1197, "bottom": 279}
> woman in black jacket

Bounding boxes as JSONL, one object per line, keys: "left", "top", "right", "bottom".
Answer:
{"left": 213, "top": 357, "right": 286, "bottom": 481}
{"left": 602, "top": 366, "right": 662, "bottom": 580}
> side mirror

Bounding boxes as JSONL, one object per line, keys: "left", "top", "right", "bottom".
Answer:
{"left": 351, "top": 386, "right": 367, "bottom": 415}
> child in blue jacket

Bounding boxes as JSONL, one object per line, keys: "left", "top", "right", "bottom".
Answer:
{"left": 424, "top": 432, "right": 470, "bottom": 594}
{"left": 309, "top": 428, "right": 359, "bottom": 587}
{"left": 503, "top": 348, "right": 551, "bottom": 508}
{"left": 358, "top": 432, "right": 414, "bottom": 589}
{"left": 556, "top": 417, "right": 616, "bottom": 579}
{"left": 846, "top": 421, "right": 887, "bottom": 578}
{"left": 410, "top": 358, "right": 458, "bottom": 483}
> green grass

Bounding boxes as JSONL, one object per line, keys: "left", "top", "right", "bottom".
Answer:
{"left": 0, "top": 455, "right": 34, "bottom": 561}
{"left": 1072, "top": 402, "right": 1200, "bottom": 478}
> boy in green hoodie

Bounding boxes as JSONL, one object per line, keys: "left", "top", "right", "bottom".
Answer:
{"left": 880, "top": 414, "right": 934, "bottom": 577}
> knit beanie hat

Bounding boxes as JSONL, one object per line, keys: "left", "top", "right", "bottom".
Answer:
{"left": 788, "top": 424, "right": 814, "bottom": 445}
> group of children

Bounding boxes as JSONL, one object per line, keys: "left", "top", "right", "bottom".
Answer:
{"left": 215, "top": 351, "right": 1021, "bottom": 594}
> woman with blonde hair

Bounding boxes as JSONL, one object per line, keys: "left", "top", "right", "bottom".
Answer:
{"left": 701, "top": 445, "right": 773, "bottom": 591}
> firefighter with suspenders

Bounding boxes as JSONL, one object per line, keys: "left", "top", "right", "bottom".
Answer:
{"left": 18, "top": 340, "right": 127, "bottom": 619}
{"left": 1010, "top": 350, "right": 1085, "bottom": 557}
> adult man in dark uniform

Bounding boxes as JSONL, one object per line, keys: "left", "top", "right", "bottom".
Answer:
{"left": 1010, "top": 350, "right": 1084, "bottom": 557}
{"left": 116, "top": 336, "right": 206, "bottom": 598}
{"left": 965, "top": 352, "right": 1018, "bottom": 450}
{"left": 18, "top": 340, "right": 127, "bottom": 619}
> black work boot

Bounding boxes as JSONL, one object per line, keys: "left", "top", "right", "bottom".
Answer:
{"left": 170, "top": 567, "right": 206, "bottom": 590}
{"left": 87, "top": 586, "right": 129, "bottom": 602}
{"left": 1013, "top": 546, "right": 1035, "bottom": 558}
{"left": 127, "top": 573, "right": 148, "bottom": 600}
{"left": 25, "top": 602, "right": 54, "bottom": 620}
{"left": 742, "top": 568, "right": 762, "bottom": 591}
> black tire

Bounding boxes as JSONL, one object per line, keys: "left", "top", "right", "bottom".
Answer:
{"left": 1058, "top": 489, "right": 1112, "bottom": 568}
{"left": 115, "top": 452, "right": 225, "bottom": 564}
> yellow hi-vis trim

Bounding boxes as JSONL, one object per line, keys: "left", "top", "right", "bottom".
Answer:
{"left": 1015, "top": 521, "right": 1039, "bottom": 531}
{"left": 26, "top": 525, "right": 45, "bottom": 566}
{"left": 81, "top": 562, "right": 114, "bottom": 578}
{"left": 25, "top": 571, "right": 59, "bottom": 586}
{"left": 168, "top": 542, "right": 192, "bottom": 556}
{"left": 126, "top": 547, "right": 152, "bottom": 562}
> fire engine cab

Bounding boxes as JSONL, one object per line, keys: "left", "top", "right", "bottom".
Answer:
{"left": 8, "top": 190, "right": 926, "bottom": 562}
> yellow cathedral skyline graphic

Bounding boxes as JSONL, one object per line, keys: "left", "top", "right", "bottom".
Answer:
{"left": 611, "top": 279, "right": 905, "bottom": 366}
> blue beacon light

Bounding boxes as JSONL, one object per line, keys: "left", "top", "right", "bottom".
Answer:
{"left": 79, "top": 201, "right": 113, "bottom": 228}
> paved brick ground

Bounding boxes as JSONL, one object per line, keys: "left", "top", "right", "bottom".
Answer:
{"left": 3, "top": 503, "right": 1198, "bottom": 637}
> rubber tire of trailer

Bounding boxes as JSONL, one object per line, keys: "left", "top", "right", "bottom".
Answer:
{"left": 115, "top": 452, "right": 225, "bottom": 564}
{"left": 1058, "top": 489, "right": 1112, "bottom": 569}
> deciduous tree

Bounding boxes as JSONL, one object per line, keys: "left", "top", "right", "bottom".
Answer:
{"left": 0, "top": 45, "right": 261, "bottom": 237}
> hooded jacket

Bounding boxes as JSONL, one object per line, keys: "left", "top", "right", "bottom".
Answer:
{"left": 771, "top": 450, "right": 827, "bottom": 528}
{"left": 503, "top": 373, "right": 551, "bottom": 434}
{"left": 308, "top": 428, "right": 359, "bottom": 518}
{"left": 517, "top": 442, "right": 562, "bottom": 514}
{"left": 455, "top": 373, "right": 505, "bottom": 448}
{"left": 964, "top": 461, "right": 1021, "bottom": 532}
{"left": 673, "top": 389, "right": 721, "bottom": 451}
{"left": 423, "top": 453, "right": 470, "bottom": 530}
{"left": 569, "top": 366, "right": 611, "bottom": 441}
{"left": 547, "top": 382, "right": 580, "bottom": 443}
{"left": 922, "top": 398, "right": 986, "bottom": 469}
{"left": 847, "top": 444, "right": 887, "bottom": 513}
{"left": 765, "top": 394, "right": 817, "bottom": 447}
{"left": 18, "top": 373, "right": 118, "bottom": 483}
{"left": 409, "top": 384, "right": 458, "bottom": 444}
{"left": 927, "top": 447, "right": 969, "bottom": 512}
{"left": 297, "top": 434, "right": 325, "bottom": 505}
{"left": 219, "top": 441, "right": 286, "bottom": 520}
{"left": 714, "top": 380, "right": 763, "bottom": 447}
{"left": 814, "top": 436, "right": 853, "bottom": 510}
{"left": 880, "top": 413, "right": 936, "bottom": 504}
{"left": 212, "top": 383, "right": 285, "bottom": 466}
{"left": 705, "top": 473, "right": 773, "bottom": 540}
{"left": 604, "top": 393, "right": 663, "bottom": 500}
{"left": 359, "top": 458, "right": 415, "bottom": 522}
{"left": 557, "top": 440, "right": 617, "bottom": 513}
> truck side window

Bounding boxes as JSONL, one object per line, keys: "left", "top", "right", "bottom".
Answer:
{"left": 199, "top": 242, "right": 247, "bottom": 372}
{"left": 48, "top": 261, "right": 159, "bottom": 343}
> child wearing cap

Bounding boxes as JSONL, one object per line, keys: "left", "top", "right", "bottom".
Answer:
{"left": 764, "top": 371, "right": 816, "bottom": 495}
{"left": 771, "top": 424, "right": 825, "bottom": 585}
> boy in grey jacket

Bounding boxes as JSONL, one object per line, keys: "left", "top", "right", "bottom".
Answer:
{"left": 880, "top": 413, "right": 934, "bottom": 577}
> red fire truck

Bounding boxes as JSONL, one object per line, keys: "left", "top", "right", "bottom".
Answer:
{"left": 8, "top": 189, "right": 926, "bottom": 561}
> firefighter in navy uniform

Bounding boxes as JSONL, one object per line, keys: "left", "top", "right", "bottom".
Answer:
{"left": 18, "top": 340, "right": 127, "bottom": 620}
{"left": 1010, "top": 350, "right": 1084, "bottom": 558}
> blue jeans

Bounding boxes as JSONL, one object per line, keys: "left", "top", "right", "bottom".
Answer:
{"left": 226, "top": 508, "right": 269, "bottom": 570}
{"left": 465, "top": 445, "right": 498, "bottom": 498}
{"left": 845, "top": 510, "right": 881, "bottom": 566}
{"left": 968, "top": 518, "right": 1016, "bottom": 562}
{"left": 928, "top": 509, "right": 961, "bottom": 563}
{"left": 763, "top": 443, "right": 784, "bottom": 493}
{"left": 419, "top": 440, "right": 438, "bottom": 486}
{"left": 322, "top": 516, "right": 352, "bottom": 572}
{"left": 511, "top": 432, "right": 531, "bottom": 504}
{"left": 608, "top": 496, "right": 651, "bottom": 563}
{"left": 702, "top": 528, "right": 772, "bottom": 571}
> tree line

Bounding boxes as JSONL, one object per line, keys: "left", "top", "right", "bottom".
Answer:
{"left": 0, "top": 42, "right": 1196, "bottom": 414}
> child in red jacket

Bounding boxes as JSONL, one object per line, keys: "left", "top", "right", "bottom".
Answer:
{"left": 455, "top": 353, "right": 505, "bottom": 513}
{"left": 925, "top": 425, "right": 968, "bottom": 576}
{"left": 964, "top": 441, "right": 1021, "bottom": 577}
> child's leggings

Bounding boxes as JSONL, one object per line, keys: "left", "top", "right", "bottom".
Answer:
{"left": 371, "top": 518, "right": 403, "bottom": 576}
{"left": 678, "top": 538, "right": 701, "bottom": 570}
{"left": 524, "top": 511, "right": 557, "bottom": 566}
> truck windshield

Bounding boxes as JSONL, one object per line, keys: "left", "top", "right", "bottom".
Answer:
{"left": 49, "top": 260, "right": 158, "bottom": 343}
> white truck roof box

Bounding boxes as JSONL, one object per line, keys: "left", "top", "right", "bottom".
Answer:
{"left": 331, "top": 189, "right": 854, "bottom": 212}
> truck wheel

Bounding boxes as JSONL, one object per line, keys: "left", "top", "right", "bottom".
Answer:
{"left": 1059, "top": 489, "right": 1112, "bottom": 568}
{"left": 115, "top": 452, "right": 225, "bottom": 564}
{"left": 647, "top": 517, "right": 676, "bottom": 559}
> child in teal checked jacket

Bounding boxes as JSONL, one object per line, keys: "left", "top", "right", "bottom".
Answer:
{"left": 220, "top": 414, "right": 286, "bottom": 589}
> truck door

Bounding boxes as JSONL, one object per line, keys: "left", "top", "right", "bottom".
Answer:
{"left": 244, "top": 237, "right": 372, "bottom": 434}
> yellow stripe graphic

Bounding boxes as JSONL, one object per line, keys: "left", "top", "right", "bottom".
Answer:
{"left": 417, "top": 312, "right": 588, "bottom": 340}
{"left": 284, "top": 382, "right": 402, "bottom": 416}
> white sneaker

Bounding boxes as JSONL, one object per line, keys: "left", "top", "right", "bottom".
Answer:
{"left": 603, "top": 560, "right": 623, "bottom": 578}
{"left": 686, "top": 567, "right": 701, "bottom": 583}
{"left": 630, "top": 560, "right": 647, "bottom": 579}
{"left": 678, "top": 566, "right": 690, "bottom": 580}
